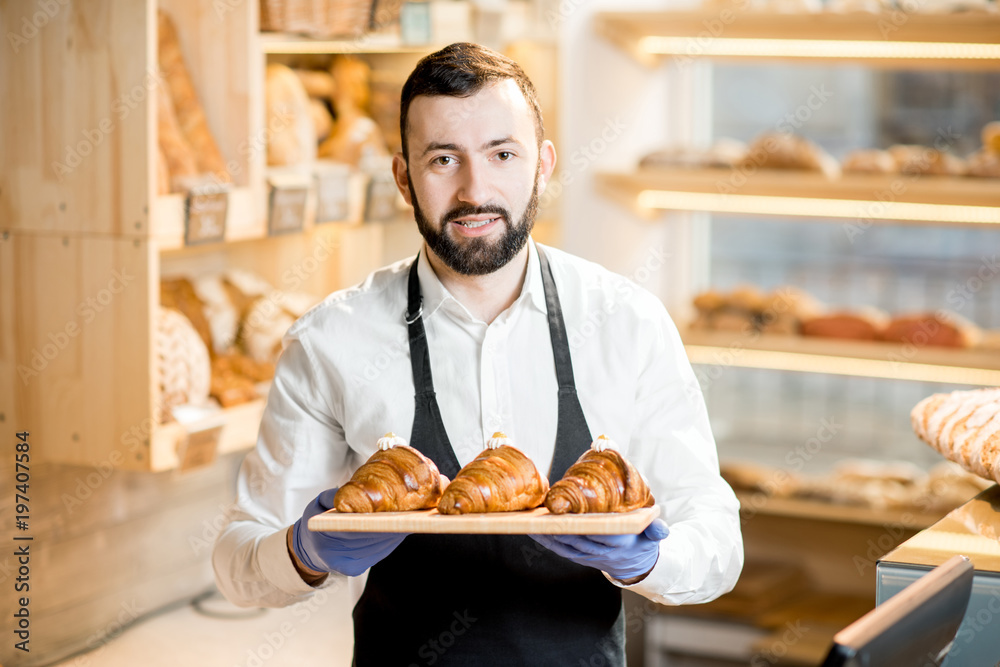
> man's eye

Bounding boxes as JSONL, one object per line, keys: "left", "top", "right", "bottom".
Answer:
{"left": 433, "top": 156, "right": 454, "bottom": 166}
{"left": 497, "top": 151, "right": 513, "bottom": 161}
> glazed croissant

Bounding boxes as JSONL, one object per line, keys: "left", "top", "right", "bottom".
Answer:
{"left": 437, "top": 432, "right": 549, "bottom": 514}
{"left": 545, "top": 435, "right": 654, "bottom": 514}
{"left": 333, "top": 433, "right": 449, "bottom": 512}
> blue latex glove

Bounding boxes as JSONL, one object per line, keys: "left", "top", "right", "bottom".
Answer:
{"left": 530, "top": 519, "right": 670, "bottom": 581}
{"left": 291, "top": 488, "right": 408, "bottom": 577}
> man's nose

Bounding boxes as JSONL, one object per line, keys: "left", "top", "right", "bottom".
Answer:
{"left": 456, "top": 160, "right": 491, "bottom": 205}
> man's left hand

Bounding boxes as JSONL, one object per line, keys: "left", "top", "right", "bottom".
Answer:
{"left": 529, "top": 519, "right": 670, "bottom": 583}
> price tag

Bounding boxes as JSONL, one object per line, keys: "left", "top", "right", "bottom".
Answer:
{"left": 365, "top": 172, "right": 399, "bottom": 222}
{"left": 177, "top": 423, "right": 223, "bottom": 472}
{"left": 268, "top": 178, "right": 309, "bottom": 236}
{"left": 314, "top": 162, "right": 351, "bottom": 223}
{"left": 184, "top": 187, "right": 228, "bottom": 245}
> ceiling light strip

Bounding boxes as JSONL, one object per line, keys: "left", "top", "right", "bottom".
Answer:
{"left": 685, "top": 345, "right": 1000, "bottom": 386}
{"left": 639, "top": 37, "right": 1000, "bottom": 60}
{"left": 637, "top": 190, "right": 1000, "bottom": 225}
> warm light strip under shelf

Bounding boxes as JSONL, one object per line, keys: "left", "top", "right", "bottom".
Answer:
{"left": 638, "top": 37, "right": 1000, "bottom": 61}
{"left": 637, "top": 190, "right": 1000, "bottom": 225}
{"left": 684, "top": 346, "right": 1000, "bottom": 386}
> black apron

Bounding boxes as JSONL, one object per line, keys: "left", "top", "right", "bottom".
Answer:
{"left": 351, "top": 247, "right": 626, "bottom": 666}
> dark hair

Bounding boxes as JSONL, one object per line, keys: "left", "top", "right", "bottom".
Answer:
{"left": 399, "top": 42, "right": 544, "bottom": 160}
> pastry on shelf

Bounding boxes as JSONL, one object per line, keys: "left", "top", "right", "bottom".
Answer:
{"left": 293, "top": 68, "right": 336, "bottom": 100}
{"left": 880, "top": 311, "right": 982, "bottom": 349}
{"left": 692, "top": 284, "right": 824, "bottom": 336}
{"left": 759, "top": 286, "right": 825, "bottom": 335}
{"left": 911, "top": 388, "right": 1000, "bottom": 486}
{"left": 639, "top": 138, "right": 748, "bottom": 170}
{"left": 210, "top": 352, "right": 274, "bottom": 408}
{"left": 983, "top": 121, "right": 1000, "bottom": 154}
{"left": 155, "top": 306, "right": 211, "bottom": 424}
{"left": 797, "top": 459, "right": 927, "bottom": 510}
{"left": 888, "top": 144, "right": 966, "bottom": 176}
{"left": 966, "top": 148, "right": 1000, "bottom": 178}
{"left": 800, "top": 307, "right": 889, "bottom": 341}
{"left": 266, "top": 63, "right": 317, "bottom": 166}
{"left": 156, "top": 84, "right": 198, "bottom": 192}
{"left": 720, "top": 461, "right": 802, "bottom": 498}
{"left": 545, "top": 435, "right": 654, "bottom": 514}
{"left": 437, "top": 432, "right": 549, "bottom": 514}
{"left": 737, "top": 131, "right": 840, "bottom": 179}
{"left": 841, "top": 148, "right": 896, "bottom": 174}
{"left": 160, "top": 277, "right": 215, "bottom": 354}
{"left": 157, "top": 10, "right": 230, "bottom": 185}
{"left": 318, "top": 56, "right": 389, "bottom": 167}
{"left": 333, "top": 433, "right": 450, "bottom": 513}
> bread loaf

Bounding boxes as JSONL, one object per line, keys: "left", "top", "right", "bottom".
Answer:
{"left": 334, "top": 433, "right": 449, "bottom": 513}
{"left": 881, "top": 311, "right": 981, "bottom": 348}
{"left": 437, "top": 432, "right": 549, "bottom": 514}
{"left": 544, "top": 436, "right": 653, "bottom": 514}
{"left": 800, "top": 308, "right": 889, "bottom": 340}
{"left": 983, "top": 121, "right": 1000, "bottom": 154}
{"left": 265, "top": 63, "right": 317, "bottom": 166}
{"left": 911, "top": 388, "right": 1000, "bottom": 485}
{"left": 842, "top": 149, "right": 896, "bottom": 174}
{"left": 967, "top": 148, "right": 1000, "bottom": 178}
{"left": 738, "top": 132, "right": 840, "bottom": 179}
{"left": 156, "top": 84, "right": 198, "bottom": 191}
{"left": 158, "top": 10, "right": 230, "bottom": 183}
{"left": 889, "top": 144, "right": 965, "bottom": 176}
{"left": 160, "top": 277, "right": 214, "bottom": 354}
{"left": 155, "top": 306, "right": 211, "bottom": 423}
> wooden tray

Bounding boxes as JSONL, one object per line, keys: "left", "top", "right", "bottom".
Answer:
{"left": 308, "top": 505, "right": 660, "bottom": 535}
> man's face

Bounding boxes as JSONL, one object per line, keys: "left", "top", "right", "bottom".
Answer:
{"left": 393, "top": 79, "right": 555, "bottom": 276}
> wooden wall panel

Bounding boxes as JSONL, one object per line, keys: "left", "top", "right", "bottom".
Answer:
{"left": 0, "top": 453, "right": 243, "bottom": 667}
{"left": 11, "top": 233, "right": 153, "bottom": 468}
{"left": 0, "top": 1, "right": 152, "bottom": 236}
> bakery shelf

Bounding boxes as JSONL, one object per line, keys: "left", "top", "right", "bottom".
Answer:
{"left": 149, "top": 398, "right": 265, "bottom": 472}
{"left": 152, "top": 187, "right": 265, "bottom": 251}
{"left": 260, "top": 32, "right": 441, "bottom": 55}
{"left": 597, "top": 168, "right": 1000, "bottom": 226}
{"left": 595, "top": 11, "right": 1000, "bottom": 69}
{"left": 735, "top": 490, "right": 948, "bottom": 529}
{"left": 682, "top": 328, "right": 1000, "bottom": 386}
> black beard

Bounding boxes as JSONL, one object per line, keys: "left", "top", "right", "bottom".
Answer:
{"left": 409, "top": 175, "right": 539, "bottom": 276}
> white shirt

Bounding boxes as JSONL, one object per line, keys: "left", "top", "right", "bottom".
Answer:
{"left": 213, "top": 240, "right": 743, "bottom": 609}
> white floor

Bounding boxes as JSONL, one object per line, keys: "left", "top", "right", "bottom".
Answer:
{"left": 50, "top": 584, "right": 355, "bottom": 667}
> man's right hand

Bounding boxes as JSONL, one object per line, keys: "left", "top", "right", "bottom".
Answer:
{"left": 288, "top": 488, "right": 408, "bottom": 580}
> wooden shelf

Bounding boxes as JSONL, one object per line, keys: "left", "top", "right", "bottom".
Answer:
{"left": 735, "top": 490, "right": 947, "bottom": 529}
{"left": 597, "top": 168, "right": 1000, "bottom": 226}
{"left": 596, "top": 10, "right": 1000, "bottom": 69}
{"left": 260, "top": 32, "right": 439, "bottom": 55}
{"left": 682, "top": 328, "right": 1000, "bottom": 386}
{"left": 149, "top": 398, "right": 265, "bottom": 472}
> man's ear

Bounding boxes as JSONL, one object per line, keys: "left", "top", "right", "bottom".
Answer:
{"left": 392, "top": 152, "right": 412, "bottom": 206}
{"left": 537, "top": 140, "right": 557, "bottom": 194}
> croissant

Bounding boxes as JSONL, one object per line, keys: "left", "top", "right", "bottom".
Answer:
{"left": 911, "top": 388, "right": 1000, "bottom": 486}
{"left": 545, "top": 435, "right": 654, "bottom": 514}
{"left": 437, "top": 432, "right": 549, "bottom": 514}
{"left": 333, "top": 433, "right": 449, "bottom": 512}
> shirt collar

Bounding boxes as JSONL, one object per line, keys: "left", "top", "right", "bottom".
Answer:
{"left": 415, "top": 239, "right": 548, "bottom": 323}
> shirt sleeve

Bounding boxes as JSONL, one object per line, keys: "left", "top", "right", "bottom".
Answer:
{"left": 611, "top": 292, "right": 744, "bottom": 605}
{"left": 212, "top": 324, "right": 353, "bottom": 608}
